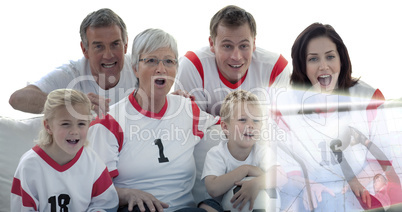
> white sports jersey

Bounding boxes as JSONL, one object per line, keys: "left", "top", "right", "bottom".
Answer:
{"left": 175, "top": 46, "right": 291, "bottom": 116}
{"left": 272, "top": 82, "right": 392, "bottom": 211}
{"left": 274, "top": 81, "right": 389, "bottom": 158}
{"left": 33, "top": 54, "right": 137, "bottom": 105}
{"left": 272, "top": 80, "right": 386, "bottom": 116}
{"left": 202, "top": 141, "right": 277, "bottom": 179}
{"left": 88, "top": 92, "right": 220, "bottom": 212}
{"left": 10, "top": 145, "right": 118, "bottom": 212}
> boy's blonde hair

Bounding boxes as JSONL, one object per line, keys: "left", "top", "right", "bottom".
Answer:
{"left": 36, "top": 89, "right": 92, "bottom": 147}
{"left": 220, "top": 90, "right": 261, "bottom": 123}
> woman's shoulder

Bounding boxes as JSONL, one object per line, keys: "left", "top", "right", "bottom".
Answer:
{"left": 252, "top": 47, "right": 282, "bottom": 64}
{"left": 165, "top": 94, "right": 197, "bottom": 117}
{"left": 167, "top": 94, "right": 192, "bottom": 105}
{"left": 349, "top": 80, "right": 379, "bottom": 98}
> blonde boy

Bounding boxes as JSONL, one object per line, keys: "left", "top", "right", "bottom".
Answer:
{"left": 201, "top": 90, "right": 287, "bottom": 211}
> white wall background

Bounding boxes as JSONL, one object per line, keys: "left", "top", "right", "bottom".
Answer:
{"left": 2, "top": 0, "right": 401, "bottom": 119}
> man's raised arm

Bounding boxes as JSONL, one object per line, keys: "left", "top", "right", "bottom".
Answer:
{"left": 9, "top": 85, "right": 47, "bottom": 114}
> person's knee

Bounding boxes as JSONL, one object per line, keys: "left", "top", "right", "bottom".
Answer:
{"left": 198, "top": 199, "right": 223, "bottom": 212}
{"left": 198, "top": 203, "right": 215, "bottom": 212}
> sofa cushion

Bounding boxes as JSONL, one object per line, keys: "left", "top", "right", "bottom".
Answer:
{"left": 0, "top": 116, "right": 42, "bottom": 211}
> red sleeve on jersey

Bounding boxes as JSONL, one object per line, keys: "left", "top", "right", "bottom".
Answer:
{"left": 185, "top": 51, "right": 204, "bottom": 89}
{"left": 191, "top": 100, "right": 205, "bottom": 139}
{"left": 11, "top": 177, "right": 37, "bottom": 210}
{"left": 215, "top": 117, "right": 221, "bottom": 125}
{"left": 378, "top": 160, "right": 392, "bottom": 166}
{"left": 356, "top": 194, "right": 384, "bottom": 210}
{"left": 92, "top": 167, "right": 113, "bottom": 198}
{"left": 109, "top": 169, "right": 119, "bottom": 179}
{"left": 367, "top": 158, "right": 392, "bottom": 166}
{"left": 91, "top": 114, "right": 124, "bottom": 152}
{"left": 269, "top": 54, "right": 288, "bottom": 87}
{"left": 387, "top": 182, "right": 402, "bottom": 205}
{"left": 366, "top": 89, "right": 385, "bottom": 131}
{"left": 367, "top": 89, "right": 385, "bottom": 111}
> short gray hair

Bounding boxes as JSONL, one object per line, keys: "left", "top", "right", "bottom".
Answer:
{"left": 80, "top": 8, "right": 128, "bottom": 48}
{"left": 131, "top": 28, "right": 178, "bottom": 70}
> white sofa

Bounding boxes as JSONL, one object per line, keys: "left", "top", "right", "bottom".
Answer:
{"left": 2, "top": 100, "right": 401, "bottom": 211}
{"left": 0, "top": 115, "right": 222, "bottom": 211}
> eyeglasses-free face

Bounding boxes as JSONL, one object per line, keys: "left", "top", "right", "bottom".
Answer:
{"left": 139, "top": 58, "right": 178, "bottom": 68}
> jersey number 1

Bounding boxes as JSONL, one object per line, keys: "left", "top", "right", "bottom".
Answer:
{"left": 154, "top": 139, "right": 169, "bottom": 163}
{"left": 319, "top": 140, "right": 343, "bottom": 166}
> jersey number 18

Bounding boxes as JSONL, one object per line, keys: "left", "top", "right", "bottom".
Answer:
{"left": 48, "top": 194, "right": 70, "bottom": 212}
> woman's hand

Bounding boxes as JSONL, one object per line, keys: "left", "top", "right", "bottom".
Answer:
{"left": 303, "top": 183, "right": 335, "bottom": 210}
{"left": 348, "top": 178, "right": 372, "bottom": 208}
{"left": 116, "top": 187, "right": 169, "bottom": 212}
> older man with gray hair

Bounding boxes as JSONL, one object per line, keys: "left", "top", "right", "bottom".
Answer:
{"left": 9, "top": 8, "right": 137, "bottom": 116}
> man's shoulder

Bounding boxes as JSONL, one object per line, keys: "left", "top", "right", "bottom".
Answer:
{"left": 252, "top": 47, "right": 282, "bottom": 64}
{"left": 182, "top": 46, "right": 215, "bottom": 63}
{"left": 179, "top": 47, "right": 217, "bottom": 78}
{"left": 193, "top": 46, "right": 215, "bottom": 58}
{"left": 166, "top": 94, "right": 192, "bottom": 109}
{"left": 54, "top": 56, "right": 91, "bottom": 76}
{"left": 109, "top": 95, "right": 130, "bottom": 113}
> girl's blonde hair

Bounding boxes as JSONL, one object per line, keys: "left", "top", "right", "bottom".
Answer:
{"left": 36, "top": 89, "right": 92, "bottom": 147}
{"left": 220, "top": 90, "right": 261, "bottom": 123}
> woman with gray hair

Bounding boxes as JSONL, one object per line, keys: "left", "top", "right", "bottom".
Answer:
{"left": 89, "top": 28, "right": 222, "bottom": 212}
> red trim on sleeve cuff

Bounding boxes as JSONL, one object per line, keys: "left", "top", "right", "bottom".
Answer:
{"left": 367, "top": 158, "right": 392, "bottom": 166}
{"left": 269, "top": 54, "right": 288, "bottom": 87}
{"left": 191, "top": 100, "right": 204, "bottom": 139}
{"left": 92, "top": 168, "right": 114, "bottom": 197}
{"left": 11, "top": 177, "right": 37, "bottom": 210}
{"left": 91, "top": 114, "right": 124, "bottom": 152}
{"left": 109, "top": 169, "right": 119, "bottom": 179}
